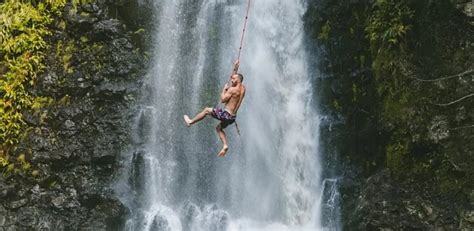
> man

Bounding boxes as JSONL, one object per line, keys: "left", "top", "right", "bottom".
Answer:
{"left": 184, "top": 60, "right": 246, "bottom": 157}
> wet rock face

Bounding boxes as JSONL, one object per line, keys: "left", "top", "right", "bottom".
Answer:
{"left": 306, "top": 0, "right": 473, "bottom": 229}
{"left": 428, "top": 116, "right": 450, "bottom": 143}
{"left": 0, "top": 0, "right": 150, "bottom": 229}
{"left": 350, "top": 171, "right": 474, "bottom": 230}
{"left": 150, "top": 215, "right": 170, "bottom": 231}
{"left": 351, "top": 172, "right": 433, "bottom": 229}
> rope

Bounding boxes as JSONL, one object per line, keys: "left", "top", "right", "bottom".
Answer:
{"left": 232, "top": 0, "right": 251, "bottom": 136}
{"left": 203, "top": 2, "right": 252, "bottom": 138}
{"left": 237, "top": 0, "right": 252, "bottom": 61}
{"left": 229, "top": 0, "right": 252, "bottom": 78}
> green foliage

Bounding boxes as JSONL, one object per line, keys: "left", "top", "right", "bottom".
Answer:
{"left": 0, "top": 156, "right": 8, "bottom": 167}
{"left": 133, "top": 28, "right": 146, "bottom": 34}
{"left": 366, "top": 0, "right": 414, "bottom": 50}
{"left": 332, "top": 99, "right": 342, "bottom": 111}
{"left": 365, "top": 1, "right": 472, "bottom": 197}
{"left": 0, "top": 1, "right": 59, "bottom": 151}
{"left": 17, "top": 153, "right": 31, "bottom": 171}
{"left": 0, "top": 153, "right": 35, "bottom": 176}
{"left": 351, "top": 83, "right": 358, "bottom": 102}
{"left": 0, "top": 0, "right": 95, "bottom": 176}
{"left": 55, "top": 40, "right": 76, "bottom": 73}
{"left": 386, "top": 141, "right": 408, "bottom": 174}
{"left": 364, "top": 0, "right": 418, "bottom": 135}
{"left": 70, "top": 0, "right": 90, "bottom": 11}
{"left": 366, "top": 0, "right": 415, "bottom": 92}
{"left": 0, "top": 0, "right": 90, "bottom": 154}
{"left": 318, "top": 21, "right": 331, "bottom": 41}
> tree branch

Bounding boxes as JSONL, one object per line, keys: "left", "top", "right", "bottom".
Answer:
{"left": 449, "top": 125, "right": 474, "bottom": 131}
{"left": 412, "top": 69, "right": 473, "bottom": 82}
{"left": 431, "top": 93, "right": 474, "bottom": 106}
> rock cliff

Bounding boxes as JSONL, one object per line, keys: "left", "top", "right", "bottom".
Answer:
{"left": 0, "top": 0, "right": 151, "bottom": 229}
{"left": 305, "top": 0, "right": 473, "bottom": 229}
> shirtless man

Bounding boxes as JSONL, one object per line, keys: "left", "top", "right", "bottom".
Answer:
{"left": 184, "top": 60, "right": 246, "bottom": 157}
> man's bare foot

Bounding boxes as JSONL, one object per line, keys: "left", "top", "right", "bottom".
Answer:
{"left": 217, "top": 145, "right": 229, "bottom": 157}
{"left": 183, "top": 115, "right": 192, "bottom": 127}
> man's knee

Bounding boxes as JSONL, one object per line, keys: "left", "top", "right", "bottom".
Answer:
{"left": 216, "top": 124, "right": 222, "bottom": 131}
{"left": 204, "top": 107, "right": 213, "bottom": 115}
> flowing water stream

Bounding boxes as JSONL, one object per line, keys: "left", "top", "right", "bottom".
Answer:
{"left": 115, "top": 1, "right": 338, "bottom": 230}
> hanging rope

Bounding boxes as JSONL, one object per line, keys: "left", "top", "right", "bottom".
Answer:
{"left": 230, "top": 0, "right": 252, "bottom": 76}
{"left": 237, "top": 0, "right": 252, "bottom": 61}
{"left": 230, "top": 0, "right": 251, "bottom": 136}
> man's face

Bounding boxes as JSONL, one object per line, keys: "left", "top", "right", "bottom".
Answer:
{"left": 231, "top": 74, "right": 240, "bottom": 86}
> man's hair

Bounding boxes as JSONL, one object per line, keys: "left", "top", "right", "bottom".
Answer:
{"left": 237, "top": 73, "right": 244, "bottom": 82}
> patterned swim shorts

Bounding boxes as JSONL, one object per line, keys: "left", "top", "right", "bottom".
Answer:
{"left": 211, "top": 107, "right": 236, "bottom": 129}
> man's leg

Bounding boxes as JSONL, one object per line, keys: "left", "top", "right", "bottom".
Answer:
{"left": 184, "top": 107, "right": 213, "bottom": 127}
{"left": 216, "top": 124, "right": 229, "bottom": 157}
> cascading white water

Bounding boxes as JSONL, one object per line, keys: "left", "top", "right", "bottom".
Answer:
{"left": 116, "top": 1, "right": 335, "bottom": 230}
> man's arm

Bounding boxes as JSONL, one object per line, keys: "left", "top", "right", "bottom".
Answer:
{"left": 220, "top": 84, "right": 233, "bottom": 103}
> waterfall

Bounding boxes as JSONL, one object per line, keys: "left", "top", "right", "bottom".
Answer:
{"left": 115, "top": 0, "right": 338, "bottom": 230}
